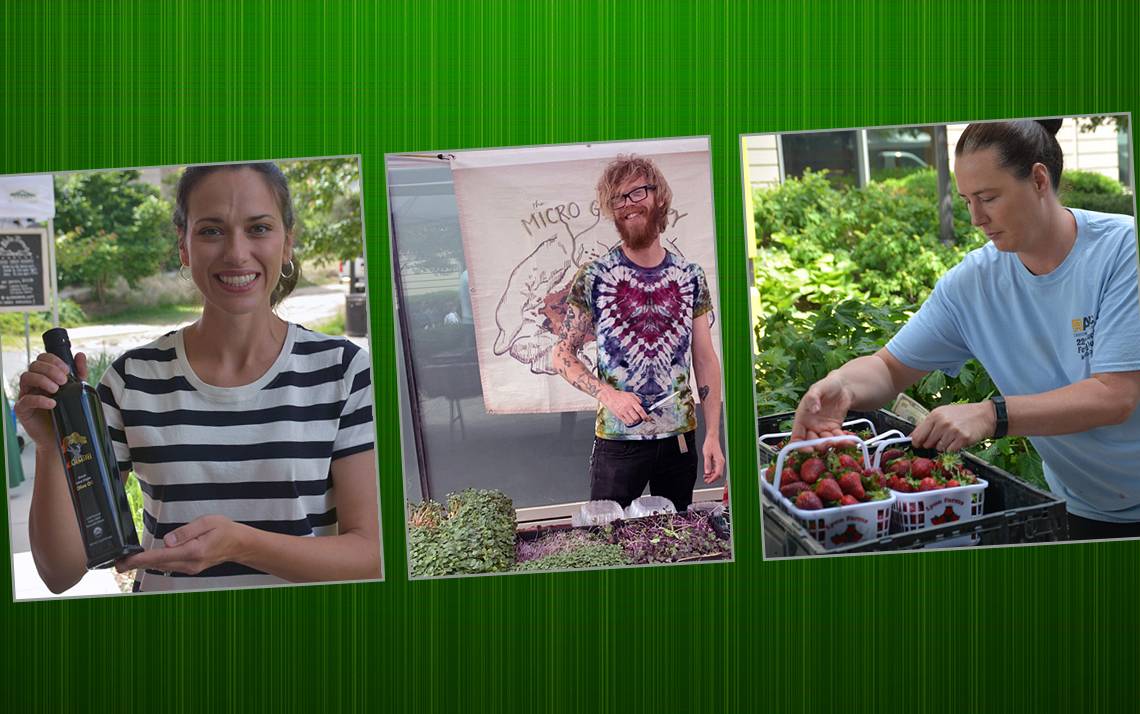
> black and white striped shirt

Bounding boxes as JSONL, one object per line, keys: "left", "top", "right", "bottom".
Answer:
{"left": 97, "top": 323, "right": 375, "bottom": 593}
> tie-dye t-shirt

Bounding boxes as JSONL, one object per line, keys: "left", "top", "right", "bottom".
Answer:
{"left": 567, "top": 247, "right": 713, "bottom": 440}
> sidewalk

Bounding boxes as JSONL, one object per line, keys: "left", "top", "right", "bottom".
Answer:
{"left": 7, "top": 442, "right": 122, "bottom": 600}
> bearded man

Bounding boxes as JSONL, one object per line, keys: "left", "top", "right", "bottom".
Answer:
{"left": 553, "top": 154, "right": 725, "bottom": 511}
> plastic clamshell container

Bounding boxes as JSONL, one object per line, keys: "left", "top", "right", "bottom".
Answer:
{"left": 687, "top": 501, "right": 726, "bottom": 518}
{"left": 571, "top": 500, "right": 625, "bottom": 527}
{"left": 625, "top": 496, "right": 676, "bottom": 519}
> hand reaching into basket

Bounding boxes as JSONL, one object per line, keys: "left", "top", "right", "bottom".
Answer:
{"left": 791, "top": 373, "right": 854, "bottom": 443}
{"left": 793, "top": 350, "right": 932, "bottom": 447}
{"left": 910, "top": 402, "right": 996, "bottom": 453}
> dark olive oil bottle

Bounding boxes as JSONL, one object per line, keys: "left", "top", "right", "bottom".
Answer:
{"left": 43, "top": 328, "right": 142, "bottom": 569}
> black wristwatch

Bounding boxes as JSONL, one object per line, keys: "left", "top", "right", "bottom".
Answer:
{"left": 990, "top": 395, "right": 1008, "bottom": 439}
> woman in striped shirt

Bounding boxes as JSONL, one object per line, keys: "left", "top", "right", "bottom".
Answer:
{"left": 17, "top": 162, "right": 381, "bottom": 593}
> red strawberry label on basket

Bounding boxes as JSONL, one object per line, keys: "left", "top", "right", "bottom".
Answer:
{"left": 831, "top": 524, "right": 864, "bottom": 545}
{"left": 930, "top": 506, "right": 960, "bottom": 525}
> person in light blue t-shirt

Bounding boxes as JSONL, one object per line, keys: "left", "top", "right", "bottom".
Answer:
{"left": 791, "top": 119, "right": 1140, "bottom": 541}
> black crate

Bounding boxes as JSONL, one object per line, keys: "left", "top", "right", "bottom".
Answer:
{"left": 757, "top": 409, "right": 1068, "bottom": 557}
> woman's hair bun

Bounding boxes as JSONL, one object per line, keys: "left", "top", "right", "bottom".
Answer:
{"left": 1036, "top": 118, "right": 1064, "bottom": 136}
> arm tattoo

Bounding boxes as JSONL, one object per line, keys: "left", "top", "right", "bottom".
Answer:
{"left": 698, "top": 384, "right": 710, "bottom": 401}
{"left": 554, "top": 303, "right": 605, "bottom": 398}
{"left": 559, "top": 304, "right": 592, "bottom": 352}
{"left": 571, "top": 374, "right": 601, "bottom": 397}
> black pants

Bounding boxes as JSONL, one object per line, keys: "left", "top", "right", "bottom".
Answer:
{"left": 1067, "top": 512, "right": 1140, "bottom": 541}
{"left": 588, "top": 431, "right": 698, "bottom": 511}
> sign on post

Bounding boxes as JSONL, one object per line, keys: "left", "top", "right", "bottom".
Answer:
{"left": 0, "top": 228, "right": 50, "bottom": 312}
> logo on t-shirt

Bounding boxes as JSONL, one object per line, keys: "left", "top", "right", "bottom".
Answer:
{"left": 1071, "top": 314, "right": 1097, "bottom": 360}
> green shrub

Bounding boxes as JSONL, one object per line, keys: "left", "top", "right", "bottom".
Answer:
{"left": 83, "top": 351, "right": 119, "bottom": 386}
{"left": 1058, "top": 170, "right": 1133, "bottom": 216}
{"left": 309, "top": 311, "right": 346, "bottom": 336}
{"left": 753, "top": 170, "right": 983, "bottom": 319}
{"left": 1060, "top": 170, "right": 1124, "bottom": 196}
{"left": 1063, "top": 191, "right": 1134, "bottom": 216}
{"left": 0, "top": 299, "right": 88, "bottom": 341}
{"left": 125, "top": 472, "right": 145, "bottom": 543}
{"left": 755, "top": 299, "right": 911, "bottom": 415}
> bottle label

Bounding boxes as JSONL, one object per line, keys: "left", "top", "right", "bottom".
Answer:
{"left": 62, "top": 432, "right": 94, "bottom": 468}
{"left": 61, "top": 431, "right": 112, "bottom": 550}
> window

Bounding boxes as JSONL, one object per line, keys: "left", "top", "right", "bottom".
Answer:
{"left": 866, "top": 127, "right": 936, "bottom": 182}
{"left": 780, "top": 131, "right": 860, "bottom": 188}
{"left": 386, "top": 158, "right": 715, "bottom": 509}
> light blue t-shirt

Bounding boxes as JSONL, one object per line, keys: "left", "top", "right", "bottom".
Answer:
{"left": 887, "top": 208, "right": 1140, "bottom": 522}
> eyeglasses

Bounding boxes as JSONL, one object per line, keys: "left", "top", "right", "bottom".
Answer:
{"left": 609, "top": 184, "right": 656, "bottom": 210}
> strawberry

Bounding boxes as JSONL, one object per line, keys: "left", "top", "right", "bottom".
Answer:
{"left": 799, "top": 457, "right": 825, "bottom": 485}
{"left": 861, "top": 468, "right": 886, "bottom": 489}
{"left": 911, "top": 457, "right": 935, "bottom": 479}
{"left": 945, "top": 479, "right": 961, "bottom": 488}
{"left": 795, "top": 490, "right": 823, "bottom": 510}
{"left": 837, "top": 471, "right": 859, "bottom": 494}
{"left": 815, "top": 477, "right": 843, "bottom": 504}
{"left": 838, "top": 472, "right": 865, "bottom": 500}
{"left": 780, "top": 482, "right": 810, "bottom": 499}
{"left": 888, "top": 459, "right": 911, "bottom": 476}
{"left": 888, "top": 476, "right": 913, "bottom": 493}
{"left": 917, "top": 477, "right": 940, "bottom": 492}
{"left": 764, "top": 464, "right": 777, "bottom": 484}
{"left": 785, "top": 451, "right": 805, "bottom": 472}
{"left": 839, "top": 494, "right": 859, "bottom": 506}
{"left": 881, "top": 448, "right": 904, "bottom": 463}
{"left": 937, "top": 451, "right": 963, "bottom": 472}
{"left": 781, "top": 467, "right": 799, "bottom": 485}
{"left": 838, "top": 454, "right": 862, "bottom": 473}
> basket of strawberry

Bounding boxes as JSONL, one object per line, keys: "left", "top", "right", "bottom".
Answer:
{"left": 760, "top": 434, "right": 895, "bottom": 549}
{"left": 870, "top": 437, "right": 988, "bottom": 540}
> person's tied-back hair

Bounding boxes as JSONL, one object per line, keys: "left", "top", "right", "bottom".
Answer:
{"left": 955, "top": 119, "right": 1065, "bottom": 192}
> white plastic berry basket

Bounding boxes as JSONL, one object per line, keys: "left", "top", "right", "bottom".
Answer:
{"left": 758, "top": 419, "right": 900, "bottom": 501}
{"left": 871, "top": 437, "right": 988, "bottom": 545}
{"left": 758, "top": 418, "right": 881, "bottom": 452}
{"left": 763, "top": 434, "right": 895, "bottom": 550}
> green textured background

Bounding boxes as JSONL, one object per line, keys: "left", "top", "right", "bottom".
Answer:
{"left": 2, "top": 1, "right": 1139, "bottom": 712}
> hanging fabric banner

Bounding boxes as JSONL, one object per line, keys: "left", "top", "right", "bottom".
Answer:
{"left": 451, "top": 138, "right": 721, "bottom": 415}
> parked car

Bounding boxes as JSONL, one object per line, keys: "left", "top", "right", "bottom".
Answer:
{"left": 339, "top": 257, "right": 366, "bottom": 291}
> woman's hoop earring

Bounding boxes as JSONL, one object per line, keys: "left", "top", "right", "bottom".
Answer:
{"left": 280, "top": 259, "right": 296, "bottom": 279}
{"left": 179, "top": 264, "right": 191, "bottom": 281}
